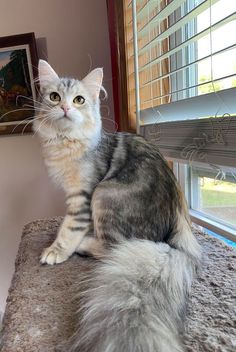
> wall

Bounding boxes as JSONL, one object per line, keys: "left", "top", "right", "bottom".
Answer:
{"left": 0, "top": 0, "right": 114, "bottom": 313}
{"left": 0, "top": 136, "right": 66, "bottom": 313}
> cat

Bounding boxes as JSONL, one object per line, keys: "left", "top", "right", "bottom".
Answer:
{"left": 34, "top": 59, "right": 201, "bottom": 352}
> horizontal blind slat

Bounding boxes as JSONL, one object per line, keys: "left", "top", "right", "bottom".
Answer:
{"left": 138, "top": 0, "right": 220, "bottom": 53}
{"left": 141, "top": 43, "right": 236, "bottom": 87}
{"left": 141, "top": 73, "right": 236, "bottom": 104}
{"left": 138, "top": 0, "right": 197, "bottom": 37}
{"left": 139, "top": 12, "right": 236, "bottom": 73}
{"left": 127, "top": 0, "right": 153, "bottom": 25}
{"left": 136, "top": 0, "right": 163, "bottom": 19}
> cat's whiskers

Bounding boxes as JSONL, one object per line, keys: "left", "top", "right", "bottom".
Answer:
{"left": 32, "top": 114, "right": 54, "bottom": 137}
{"left": 11, "top": 117, "right": 34, "bottom": 133}
{"left": 21, "top": 118, "right": 37, "bottom": 135}
{"left": 49, "top": 116, "right": 54, "bottom": 136}
{"left": 11, "top": 114, "right": 47, "bottom": 134}
{"left": 0, "top": 102, "right": 51, "bottom": 131}
{"left": 0, "top": 108, "right": 39, "bottom": 122}
{"left": 24, "top": 114, "right": 51, "bottom": 135}
{"left": 36, "top": 88, "right": 45, "bottom": 101}
{"left": 17, "top": 94, "right": 53, "bottom": 112}
{"left": 16, "top": 94, "right": 49, "bottom": 108}
{"left": 36, "top": 89, "right": 53, "bottom": 109}
{"left": 23, "top": 104, "right": 51, "bottom": 113}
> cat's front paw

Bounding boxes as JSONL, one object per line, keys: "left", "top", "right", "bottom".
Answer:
{"left": 40, "top": 245, "right": 69, "bottom": 265}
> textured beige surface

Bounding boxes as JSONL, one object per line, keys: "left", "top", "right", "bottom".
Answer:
{"left": 0, "top": 218, "right": 235, "bottom": 352}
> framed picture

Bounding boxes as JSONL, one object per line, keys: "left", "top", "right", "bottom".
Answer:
{"left": 0, "top": 32, "right": 38, "bottom": 135}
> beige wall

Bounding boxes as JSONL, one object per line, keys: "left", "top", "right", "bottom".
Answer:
{"left": 0, "top": 136, "right": 66, "bottom": 313}
{"left": 0, "top": 0, "right": 114, "bottom": 313}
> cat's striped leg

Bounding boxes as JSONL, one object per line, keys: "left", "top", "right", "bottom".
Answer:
{"left": 76, "top": 234, "right": 105, "bottom": 258}
{"left": 41, "top": 191, "right": 92, "bottom": 265}
{"left": 40, "top": 215, "right": 92, "bottom": 264}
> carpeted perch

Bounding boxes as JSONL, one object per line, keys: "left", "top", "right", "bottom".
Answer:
{"left": 0, "top": 218, "right": 235, "bottom": 352}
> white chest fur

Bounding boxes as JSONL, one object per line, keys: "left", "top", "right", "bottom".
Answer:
{"left": 42, "top": 138, "right": 94, "bottom": 194}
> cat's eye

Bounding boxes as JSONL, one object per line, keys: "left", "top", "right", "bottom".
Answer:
{"left": 73, "top": 95, "right": 85, "bottom": 105}
{"left": 50, "top": 92, "right": 61, "bottom": 102}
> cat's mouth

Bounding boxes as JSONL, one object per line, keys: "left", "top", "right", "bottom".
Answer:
{"left": 63, "top": 115, "right": 71, "bottom": 120}
{"left": 59, "top": 115, "right": 72, "bottom": 122}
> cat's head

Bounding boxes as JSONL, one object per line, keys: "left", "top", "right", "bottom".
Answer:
{"left": 34, "top": 60, "right": 103, "bottom": 142}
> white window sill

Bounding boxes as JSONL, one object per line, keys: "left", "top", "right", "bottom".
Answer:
{"left": 190, "top": 209, "right": 236, "bottom": 243}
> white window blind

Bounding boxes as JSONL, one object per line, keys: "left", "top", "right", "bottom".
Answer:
{"left": 124, "top": 0, "right": 236, "bottom": 167}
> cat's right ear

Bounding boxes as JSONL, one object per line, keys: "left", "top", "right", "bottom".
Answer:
{"left": 82, "top": 68, "right": 103, "bottom": 100}
{"left": 38, "top": 60, "right": 59, "bottom": 89}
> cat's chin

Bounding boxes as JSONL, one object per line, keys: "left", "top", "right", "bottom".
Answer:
{"left": 33, "top": 117, "right": 101, "bottom": 145}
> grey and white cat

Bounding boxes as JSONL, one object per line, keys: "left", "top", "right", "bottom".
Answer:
{"left": 34, "top": 60, "right": 201, "bottom": 352}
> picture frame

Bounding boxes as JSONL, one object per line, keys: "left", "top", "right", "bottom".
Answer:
{"left": 0, "top": 32, "right": 38, "bottom": 135}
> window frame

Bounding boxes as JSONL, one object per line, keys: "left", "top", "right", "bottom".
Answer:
{"left": 174, "top": 161, "right": 236, "bottom": 242}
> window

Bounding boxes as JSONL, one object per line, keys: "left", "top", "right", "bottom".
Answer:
{"left": 172, "top": 161, "right": 236, "bottom": 239}
{"left": 124, "top": 0, "right": 236, "bottom": 122}
{"left": 190, "top": 166, "right": 236, "bottom": 229}
{"left": 122, "top": 0, "right": 236, "bottom": 239}
{"left": 123, "top": 0, "right": 236, "bottom": 165}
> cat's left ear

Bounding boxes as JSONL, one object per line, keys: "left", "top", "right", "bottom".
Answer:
{"left": 82, "top": 68, "right": 103, "bottom": 99}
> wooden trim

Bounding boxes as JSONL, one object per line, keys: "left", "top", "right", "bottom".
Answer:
{"left": 106, "top": 0, "right": 133, "bottom": 132}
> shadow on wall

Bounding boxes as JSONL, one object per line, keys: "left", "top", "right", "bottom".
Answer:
{"left": 36, "top": 37, "right": 48, "bottom": 61}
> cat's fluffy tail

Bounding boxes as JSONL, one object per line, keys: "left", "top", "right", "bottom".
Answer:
{"left": 69, "top": 232, "right": 200, "bottom": 352}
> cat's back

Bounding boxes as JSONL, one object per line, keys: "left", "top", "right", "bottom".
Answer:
{"left": 102, "top": 131, "right": 173, "bottom": 183}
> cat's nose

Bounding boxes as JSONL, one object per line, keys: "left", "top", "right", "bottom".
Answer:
{"left": 61, "top": 105, "right": 70, "bottom": 116}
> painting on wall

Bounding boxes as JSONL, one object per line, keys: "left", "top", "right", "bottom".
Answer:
{"left": 0, "top": 33, "right": 38, "bottom": 135}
